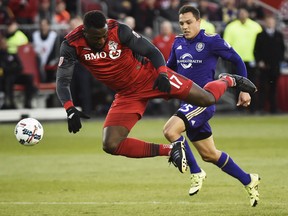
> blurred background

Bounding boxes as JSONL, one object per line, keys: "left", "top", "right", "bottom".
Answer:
{"left": 0, "top": 0, "right": 288, "bottom": 122}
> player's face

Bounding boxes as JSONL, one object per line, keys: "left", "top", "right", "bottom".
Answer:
{"left": 83, "top": 26, "right": 108, "bottom": 50}
{"left": 179, "top": 12, "right": 200, "bottom": 39}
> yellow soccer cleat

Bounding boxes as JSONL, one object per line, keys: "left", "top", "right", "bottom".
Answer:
{"left": 245, "top": 173, "right": 261, "bottom": 207}
{"left": 189, "top": 169, "right": 207, "bottom": 196}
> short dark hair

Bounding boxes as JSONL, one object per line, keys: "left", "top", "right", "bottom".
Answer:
{"left": 83, "top": 10, "right": 107, "bottom": 29}
{"left": 178, "top": 5, "right": 201, "bottom": 20}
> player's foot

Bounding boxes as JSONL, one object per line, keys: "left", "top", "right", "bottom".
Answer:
{"left": 218, "top": 73, "right": 257, "bottom": 94}
{"left": 189, "top": 169, "right": 206, "bottom": 196}
{"left": 245, "top": 173, "right": 260, "bottom": 207}
{"left": 168, "top": 140, "right": 187, "bottom": 173}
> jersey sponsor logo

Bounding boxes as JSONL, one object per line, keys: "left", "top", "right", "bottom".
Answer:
{"left": 177, "top": 53, "right": 203, "bottom": 69}
{"left": 176, "top": 45, "right": 182, "bottom": 50}
{"left": 83, "top": 40, "right": 122, "bottom": 60}
{"left": 195, "top": 42, "right": 205, "bottom": 52}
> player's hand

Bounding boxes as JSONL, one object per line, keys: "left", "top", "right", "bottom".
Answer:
{"left": 66, "top": 106, "right": 90, "bottom": 133}
{"left": 237, "top": 92, "right": 251, "bottom": 107}
{"left": 153, "top": 72, "right": 171, "bottom": 93}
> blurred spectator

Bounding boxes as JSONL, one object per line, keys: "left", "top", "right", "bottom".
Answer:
{"left": 200, "top": 11, "right": 216, "bottom": 34}
{"left": 8, "top": 0, "right": 38, "bottom": 24}
{"left": 54, "top": 0, "right": 70, "bottom": 24}
{"left": 35, "top": 0, "right": 53, "bottom": 23}
{"left": 239, "top": 0, "right": 264, "bottom": 21}
{"left": 223, "top": 7, "right": 262, "bottom": 113}
{"left": 215, "top": 0, "right": 238, "bottom": 25}
{"left": 5, "top": 21, "right": 29, "bottom": 54}
{"left": 0, "top": 35, "right": 37, "bottom": 109}
{"left": 254, "top": 15, "right": 285, "bottom": 114}
{"left": 69, "top": 15, "right": 83, "bottom": 29}
{"left": 122, "top": 16, "right": 136, "bottom": 29}
{"left": 138, "top": 0, "right": 160, "bottom": 38}
{"left": 65, "top": 0, "right": 78, "bottom": 17}
{"left": 32, "top": 18, "right": 59, "bottom": 82}
{"left": 152, "top": 20, "right": 176, "bottom": 61}
{"left": 197, "top": 0, "right": 219, "bottom": 21}
{"left": 180, "top": 0, "right": 198, "bottom": 8}
{"left": 104, "top": 0, "right": 133, "bottom": 20}
{"left": 279, "top": 0, "right": 288, "bottom": 24}
{"left": 0, "top": 0, "right": 14, "bottom": 25}
{"left": 159, "top": 0, "right": 181, "bottom": 22}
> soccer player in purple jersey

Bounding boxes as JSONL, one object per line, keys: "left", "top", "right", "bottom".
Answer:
{"left": 163, "top": 5, "right": 260, "bottom": 207}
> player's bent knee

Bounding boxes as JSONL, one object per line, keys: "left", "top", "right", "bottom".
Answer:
{"left": 102, "top": 138, "right": 120, "bottom": 155}
{"left": 163, "top": 127, "right": 172, "bottom": 141}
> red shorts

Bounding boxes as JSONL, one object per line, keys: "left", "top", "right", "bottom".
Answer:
{"left": 103, "top": 68, "right": 193, "bottom": 130}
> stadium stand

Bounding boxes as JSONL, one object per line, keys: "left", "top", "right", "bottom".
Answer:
{"left": 13, "top": 43, "right": 56, "bottom": 108}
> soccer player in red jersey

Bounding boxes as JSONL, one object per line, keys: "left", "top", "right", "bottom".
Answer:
{"left": 56, "top": 10, "right": 256, "bottom": 172}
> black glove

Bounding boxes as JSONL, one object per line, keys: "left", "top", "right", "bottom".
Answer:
{"left": 153, "top": 72, "right": 171, "bottom": 93}
{"left": 66, "top": 106, "right": 90, "bottom": 133}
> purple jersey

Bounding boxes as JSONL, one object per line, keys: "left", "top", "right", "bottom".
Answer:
{"left": 167, "top": 30, "right": 247, "bottom": 88}
{"left": 168, "top": 30, "right": 247, "bottom": 142}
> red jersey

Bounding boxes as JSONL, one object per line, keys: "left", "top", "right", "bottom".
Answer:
{"left": 65, "top": 20, "right": 155, "bottom": 93}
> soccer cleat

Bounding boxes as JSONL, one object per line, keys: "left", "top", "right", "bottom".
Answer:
{"left": 189, "top": 169, "right": 207, "bottom": 196}
{"left": 245, "top": 174, "right": 260, "bottom": 207}
{"left": 168, "top": 140, "right": 188, "bottom": 173}
{"left": 218, "top": 73, "right": 257, "bottom": 94}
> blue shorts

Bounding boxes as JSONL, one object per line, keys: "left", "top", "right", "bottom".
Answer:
{"left": 175, "top": 103, "right": 216, "bottom": 142}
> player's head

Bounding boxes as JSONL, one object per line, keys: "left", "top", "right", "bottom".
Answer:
{"left": 83, "top": 10, "right": 108, "bottom": 50}
{"left": 178, "top": 5, "right": 201, "bottom": 39}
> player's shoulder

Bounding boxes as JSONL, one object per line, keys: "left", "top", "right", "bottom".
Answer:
{"left": 201, "top": 29, "right": 219, "bottom": 38}
{"left": 107, "top": 19, "right": 119, "bottom": 29}
{"left": 203, "top": 32, "right": 218, "bottom": 37}
{"left": 65, "top": 25, "right": 84, "bottom": 43}
{"left": 201, "top": 31, "right": 222, "bottom": 43}
{"left": 175, "top": 34, "right": 186, "bottom": 41}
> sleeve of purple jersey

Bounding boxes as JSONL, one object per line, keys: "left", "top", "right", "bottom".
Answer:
{"left": 211, "top": 35, "right": 247, "bottom": 77}
{"left": 166, "top": 41, "right": 177, "bottom": 71}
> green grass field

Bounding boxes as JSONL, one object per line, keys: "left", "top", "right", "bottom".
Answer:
{"left": 0, "top": 115, "right": 288, "bottom": 216}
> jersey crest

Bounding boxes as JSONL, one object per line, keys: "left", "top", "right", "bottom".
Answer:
{"left": 195, "top": 42, "right": 205, "bottom": 52}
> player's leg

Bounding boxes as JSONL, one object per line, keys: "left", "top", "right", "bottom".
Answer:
{"left": 167, "top": 69, "right": 256, "bottom": 107}
{"left": 102, "top": 113, "right": 171, "bottom": 158}
{"left": 163, "top": 116, "right": 195, "bottom": 174}
{"left": 193, "top": 137, "right": 260, "bottom": 207}
{"left": 178, "top": 107, "right": 214, "bottom": 196}
{"left": 167, "top": 68, "right": 235, "bottom": 107}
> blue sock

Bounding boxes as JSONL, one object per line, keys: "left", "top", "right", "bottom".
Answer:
{"left": 216, "top": 152, "right": 251, "bottom": 185}
{"left": 176, "top": 136, "right": 201, "bottom": 174}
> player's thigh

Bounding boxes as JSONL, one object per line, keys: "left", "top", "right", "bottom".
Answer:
{"left": 103, "top": 112, "right": 140, "bottom": 150}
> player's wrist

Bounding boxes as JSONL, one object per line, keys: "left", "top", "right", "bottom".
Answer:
{"left": 157, "top": 66, "right": 168, "bottom": 74}
{"left": 64, "top": 100, "right": 74, "bottom": 110}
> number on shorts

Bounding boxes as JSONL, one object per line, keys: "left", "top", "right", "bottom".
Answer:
{"left": 179, "top": 104, "right": 193, "bottom": 112}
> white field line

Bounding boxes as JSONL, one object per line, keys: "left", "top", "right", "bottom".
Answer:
{"left": 0, "top": 201, "right": 285, "bottom": 206}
